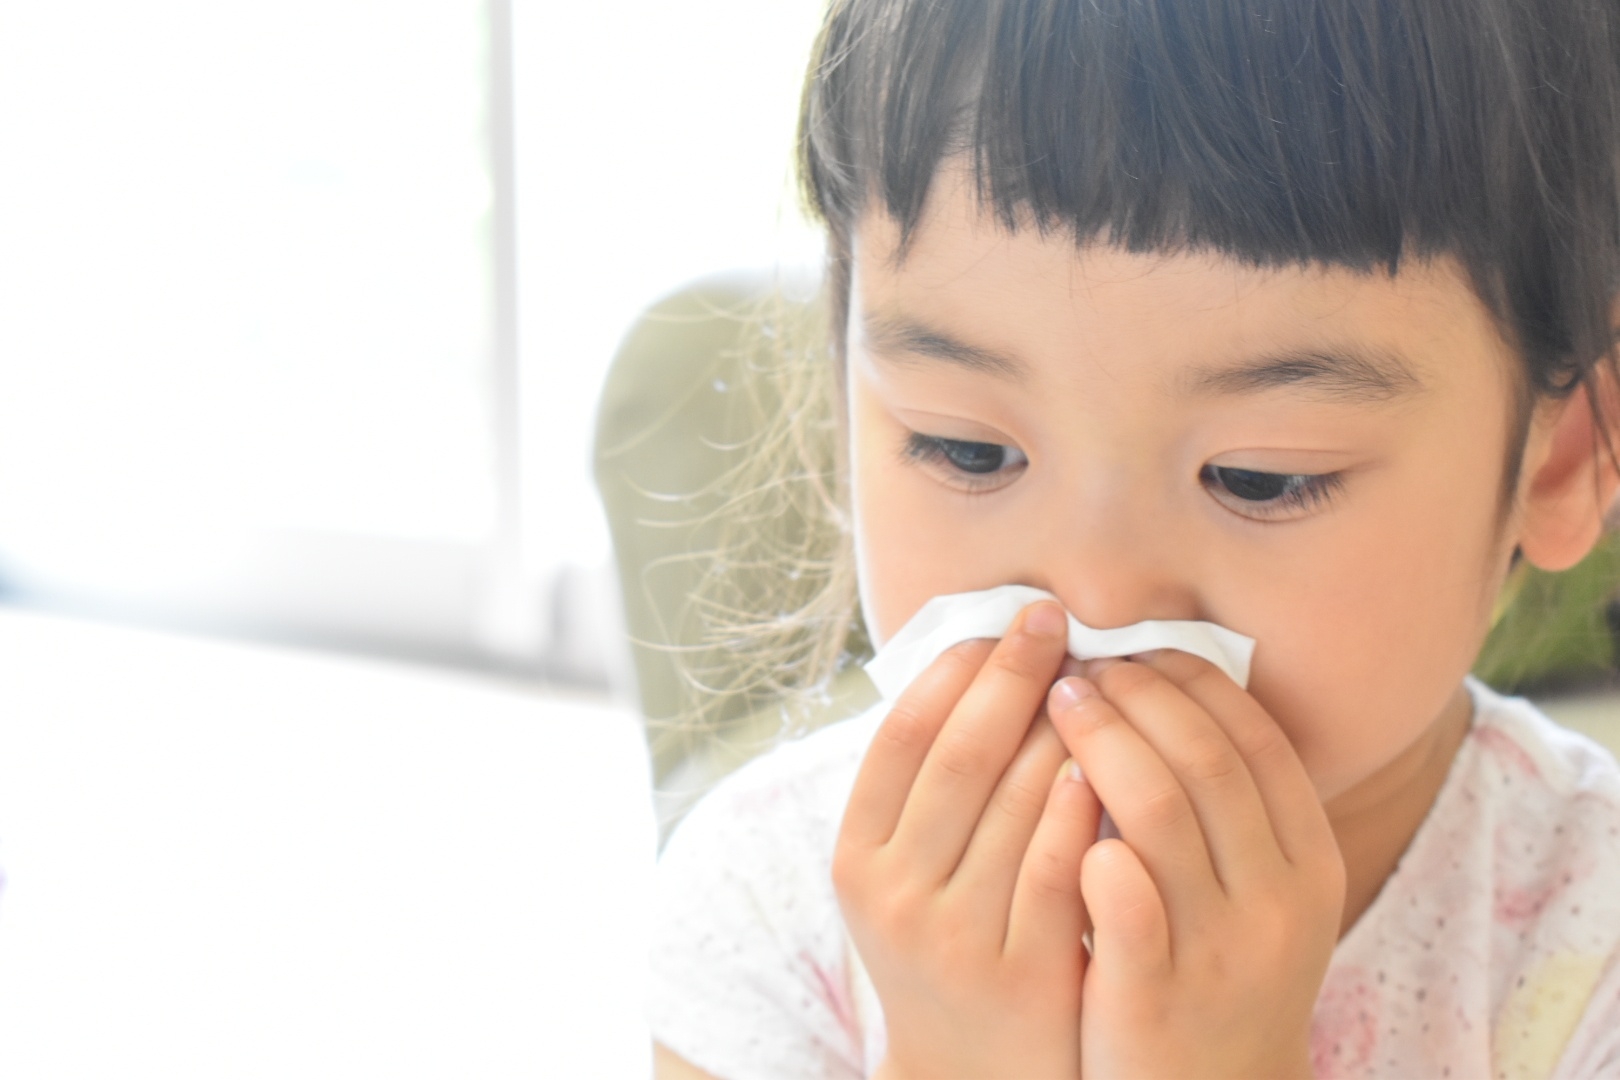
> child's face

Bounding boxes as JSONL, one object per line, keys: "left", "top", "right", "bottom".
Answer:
{"left": 846, "top": 175, "right": 1530, "bottom": 804}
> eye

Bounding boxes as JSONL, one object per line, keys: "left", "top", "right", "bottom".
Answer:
{"left": 1201, "top": 464, "right": 1343, "bottom": 519}
{"left": 904, "top": 434, "right": 1028, "bottom": 491}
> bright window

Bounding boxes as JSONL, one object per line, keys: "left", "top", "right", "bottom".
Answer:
{"left": 0, "top": 1, "right": 827, "bottom": 680}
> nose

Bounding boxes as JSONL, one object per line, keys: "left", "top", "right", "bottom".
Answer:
{"left": 1019, "top": 495, "right": 1201, "bottom": 630}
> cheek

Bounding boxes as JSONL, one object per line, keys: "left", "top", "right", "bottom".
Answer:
{"left": 848, "top": 397, "right": 1025, "bottom": 648}
{"left": 1239, "top": 500, "right": 1505, "bottom": 797}
{"left": 849, "top": 440, "right": 961, "bottom": 649}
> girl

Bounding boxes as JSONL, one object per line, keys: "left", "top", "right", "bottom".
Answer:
{"left": 649, "top": 0, "right": 1620, "bottom": 1076}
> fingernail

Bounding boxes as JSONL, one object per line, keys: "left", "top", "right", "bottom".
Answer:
{"left": 1066, "top": 759, "right": 1085, "bottom": 783}
{"left": 1026, "top": 602, "right": 1066, "bottom": 637}
{"left": 1050, "top": 676, "right": 1096, "bottom": 712}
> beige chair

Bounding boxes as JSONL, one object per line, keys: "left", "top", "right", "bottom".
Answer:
{"left": 593, "top": 270, "right": 876, "bottom": 836}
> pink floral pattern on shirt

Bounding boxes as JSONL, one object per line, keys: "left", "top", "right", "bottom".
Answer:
{"left": 651, "top": 681, "right": 1620, "bottom": 1079}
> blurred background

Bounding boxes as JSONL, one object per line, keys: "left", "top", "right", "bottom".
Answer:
{"left": 0, "top": 3, "right": 831, "bottom": 1074}
{"left": 0, "top": 0, "right": 828, "bottom": 691}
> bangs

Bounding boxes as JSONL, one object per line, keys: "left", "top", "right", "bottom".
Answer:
{"left": 800, "top": 0, "right": 1620, "bottom": 389}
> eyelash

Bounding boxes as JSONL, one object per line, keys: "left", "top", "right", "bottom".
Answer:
{"left": 1199, "top": 464, "right": 1345, "bottom": 519}
{"left": 905, "top": 432, "right": 1345, "bottom": 518}
{"left": 903, "top": 433, "right": 1027, "bottom": 492}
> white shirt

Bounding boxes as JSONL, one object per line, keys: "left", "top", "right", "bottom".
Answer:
{"left": 649, "top": 679, "right": 1620, "bottom": 1079}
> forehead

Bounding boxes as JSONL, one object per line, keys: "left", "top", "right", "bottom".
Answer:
{"left": 847, "top": 181, "right": 1521, "bottom": 403}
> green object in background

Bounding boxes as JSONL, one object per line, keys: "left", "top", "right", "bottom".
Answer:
{"left": 1474, "top": 532, "right": 1620, "bottom": 693}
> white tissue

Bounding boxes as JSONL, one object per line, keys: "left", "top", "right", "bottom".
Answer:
{"left": 848, "top": 586, "right": 1258, "bottom": 993}
{"left": 864, "top": 584, "right": 1255, "bottom": 699}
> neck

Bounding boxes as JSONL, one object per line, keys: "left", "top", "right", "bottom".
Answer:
{"left": 1325, "top": 683, "right": 1474, "bottom": 939}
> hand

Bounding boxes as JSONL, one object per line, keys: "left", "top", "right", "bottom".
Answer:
{"left": 836, "top": 602, "right": 1103, "bottom": 1080}
{"left": 1047, "top": 651, "right": 1346, "bottom": 1079}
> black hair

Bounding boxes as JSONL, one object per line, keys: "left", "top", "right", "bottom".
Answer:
{"left": 799, "top": 0, "right": 1620, "bottom": 422}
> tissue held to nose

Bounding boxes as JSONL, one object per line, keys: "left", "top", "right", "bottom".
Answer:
{"left": 863, "top": 585, "right": 1256, "bottom": 868}
{"left": 863, "top": 584, "right": 1256, "bottom": 701}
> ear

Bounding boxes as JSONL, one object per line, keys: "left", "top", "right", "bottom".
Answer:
{"left": 1517, "top": 377, "right": 1620, "bottom": 572}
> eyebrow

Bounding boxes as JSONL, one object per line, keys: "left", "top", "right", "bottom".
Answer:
{"left": 860, "top": 314, "right": 1026, "bottom": 381}
{"left": 1184, "top": 348, "right": 1424, "bottom": 403}
{"left": 862, "top": 313, "right": 1425, "bottom": 404}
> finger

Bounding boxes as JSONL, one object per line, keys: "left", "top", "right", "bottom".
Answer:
{"left": 1129, "top": 650, "right": 1336, "bottom": 869}
{"left": 1046, "top": 676, "right": 1222, "bottom": 919}
{"left": 1004, "top": 755, "right": 1103, "bottom": 967}
{"left": 1080, "top": 838, "right": 1172, "bottom": 979}
{"left": 890, "top": 602, "right": 1071, "bottom": 880}
{"left": 1083, "top": 658, "right": 1283, "bottom": 890}
{"left": 948, "top": 714, "right": 1070, "bottom": 925}
{"left": 838, "top": 637, "right": 994, "bottom": 851}
{"left": 945, "top": 653, "right": 1089, "bottom": 909}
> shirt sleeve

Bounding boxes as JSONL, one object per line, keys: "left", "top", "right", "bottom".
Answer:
{"left": 647, "top": 734, "right": 869, "bottom": 1080}
{"left": 1552, "top": 949, "right": 1620, "bottom": 1079}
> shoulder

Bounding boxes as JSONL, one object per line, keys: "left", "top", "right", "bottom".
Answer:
{"left": 1459, "top": 679, "right": 1620, "bottom": 914}
{"left": 1320, "top": 684, "right": 1620, "bottom": 1077}
{"left": 1464, "top": 683, "right": 1620, "bottom": 1076}
{"left": 662, "top": 701, "right": 886, "bottom": 868}
{"left": 647, "top": 704, "right": 886, "bottom": 1080}
{"left": 652, "top": 702, "right": 881, "bottom": 935}
{"left": 1465, "top": 679, "right": 1620, "bottom": 827}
